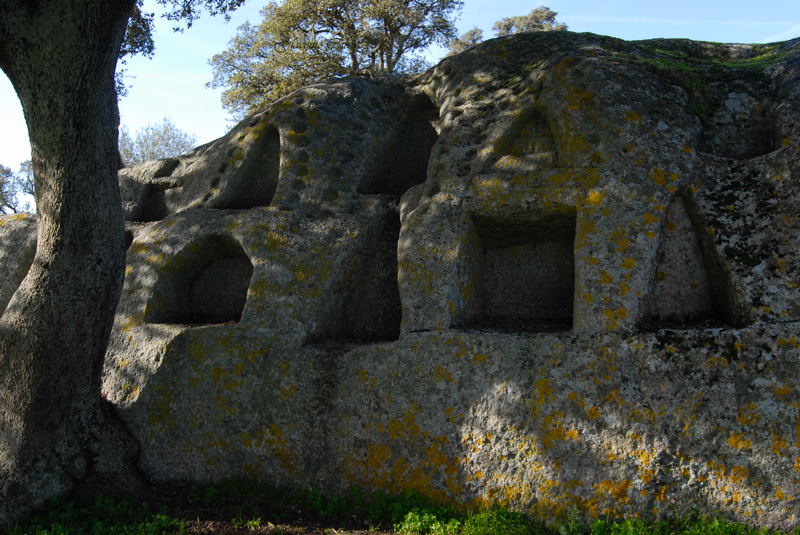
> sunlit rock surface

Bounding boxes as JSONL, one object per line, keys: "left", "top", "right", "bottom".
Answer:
{"left": 3, "top": 31, "right": 800, "bottom": 530}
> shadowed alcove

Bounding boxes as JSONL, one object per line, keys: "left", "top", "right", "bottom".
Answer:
{"left": 698, "top": 91, "right": 778, "bottom": 160}
{"left": 640, "top": 196, "right": 735, "bottom": 329}
{"left": 144, "top": 234, "right": 253, "bottom": 325}
{"left": 313, "top": 207, "right": 402, "bottom": 344}
{"left": 461, "top": 212, "right": 576, "bottom": 332}
{"left": 489, "top": 106, "right": 558, "bottom": 172}
{"left": 212, "top": 125, "right": 281, "bottom": 209}
{"left": 137, "top": 186, "right": 170, "bottom": 221}
{"left": 124, "top": 158, "right": 180, "bottom": 222}
{"left": 358, "top": 94, "right": 439, "bottom": 197}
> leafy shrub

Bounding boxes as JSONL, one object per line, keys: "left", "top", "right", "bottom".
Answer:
{"left": 395, "top": 509, "right": 462, "bottom": 535}
{"left": 461, "top": 507, "right": 539, "bottom": 535}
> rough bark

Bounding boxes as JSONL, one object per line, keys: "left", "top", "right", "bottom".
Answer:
{"left": 0, "top": 0, "right": 137, "bottom": 525}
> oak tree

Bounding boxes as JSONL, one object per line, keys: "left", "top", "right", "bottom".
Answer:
{"left": 446, "top": 26, "right": 483, "bottom": 55}
{"left": 0, "top": 0, "right": 242, "bottom": 525}
{"left": 0, "top": 162, "right": 33, "bottom": 214}
{"left": 447, "top": 5, "right": 567, "bottom": 56}
{"left": 209, "top": 0, "right": 463, "bottom": 116}
{"left": 492, "top": 5, "right": 567, "bottom": 36}
{"left": 0, "top": 165, "right": 21, "bottom": 215}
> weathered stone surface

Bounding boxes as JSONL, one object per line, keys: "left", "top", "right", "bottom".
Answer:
{"left": 0, "top": 214, "right": 36, "bottom": 312}
{"left": 3, "top": 31, "right": 800, "bottom": 530}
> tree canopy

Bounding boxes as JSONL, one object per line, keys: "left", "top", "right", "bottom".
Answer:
{"left": 0, "top": 165, "right": 20, "bottom": 214}
{"left": 157, "top": 0, "right": 247, "bottom": 27}
{"left": 492, "top": 5, "right": 567, "bottom": 36}
{"left": 209, "top": 0, "right": 463, "bottom": 116}
{"left": 446, "top": 26, "right": 483, "bottom": 55}
{"left": 119, "top": 118, "right": 198, "bottom": 166}
{"left": 447, "top": 5, "right": 567, "bottom": 56}
{"left": 0, "top": 161, "right": 33, "bottom": 214}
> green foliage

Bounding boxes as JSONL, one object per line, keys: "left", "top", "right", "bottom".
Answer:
{"left": 119, "top": 118, "right": 198, "bottom": 166}
{"left": 115, "top": 1, "right": 157, "bottom": 96}
{"left": 7, "top": 496, "right": 184, "bottom": 535}
{"left": 558, "top": 509, "right": 584, "bottom": 535}
{"left": 186, "top": 482, "right": 220, "bottom": 504}
{"left": 461, "top": 507, "right": 539, "bottom": 535}
{"left": 9, "top": 483, "right": 800, "bottom": 535}
{"left": 208, "top": 0, "right": 463, "bottom": 116}
{"left": 590, "top": 518, "right": 663, "bottom": 535}
{"left": 637, "top": 56, "right": 714, "bottom": 117}
{"left": 262, "top": 483, "right": 433, "bottom": 526}
{"left": 395, "top": 509, "right": 462, "bottom": 535}
{"left": 711, "top": 48, "right": 788, "bottom": 71}
{"left": 492, "top": 6, "right": 567, "bottom": 36}
{"left": 231, "top": 515, "right": 262, "bottom": 529}
{"left": 0, "top": 160, "right": 33, "bottom": 214}
{"left": 641, "top": 43, "right": 787, "bottom": 72}
{"left": 587, "top": 515, "right": 795, "bottom": 535}
{"left": 121, "top": 1, "right": 156, "bottom": 61}
{"left": 0, "top": 164, "right": 18, "bottom": 214}
{"left": 447, "top": 6, "right": 566, "bottom": 57}
{"left": 446, "top": 27, "right": 484, "bottom": 56}
{"left": 623, "top": 40, "right": 788, "bottom": 120}
{"left": 157, "top": 0, "right": 248, "bottom": 28}
{"left": 116, "top": 1, "right": 246, "bottom": 94}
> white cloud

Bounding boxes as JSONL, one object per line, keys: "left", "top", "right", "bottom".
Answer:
{"left": 565, "top": 15, "right": 790, "bottom": 27}
{"left": 759, "top": 24, "right": 800, "bottom": 43}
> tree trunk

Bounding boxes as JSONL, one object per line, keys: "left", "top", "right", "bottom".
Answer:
{"left": 0, "top": 0, "right": 136, "bottom": 525}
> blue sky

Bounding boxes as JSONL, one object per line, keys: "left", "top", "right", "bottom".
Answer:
{"left": 2, "top": 1, "right": 799, "bottom": 170}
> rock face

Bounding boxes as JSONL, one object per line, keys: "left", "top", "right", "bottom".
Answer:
{"left": 3, "top": 31, "right": 800, "bottom": 530}
{"left": 0, "top": 214, "right": 37, "bottom": 313}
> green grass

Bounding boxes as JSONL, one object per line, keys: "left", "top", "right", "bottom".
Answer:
{"left": 610, "top": 40, "right": 787, "bottom": 119}
{"left": 634, "top": 56, "right": 716, "bottom": 117}
{"left": 5, "top": 482, "right": 800, "bottom": 535}
{"left": 586, "top": 517, "right": 797, "bottom": 535}
{"left": 4, "top": 496, "right": 184, "bottom": 535}
{"left": 638, "top": 42, "right": 787, "bottom": 71}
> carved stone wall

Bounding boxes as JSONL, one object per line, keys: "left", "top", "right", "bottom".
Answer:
{"left": 2, "top": 32, "right": 800, "bottom": 531}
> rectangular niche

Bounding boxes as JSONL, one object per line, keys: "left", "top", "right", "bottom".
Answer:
{"left": 313, "top": 207, "right": 402, "bottom": 344}
{"left": 462, "top": 212, "right": 576, "bottom": 332}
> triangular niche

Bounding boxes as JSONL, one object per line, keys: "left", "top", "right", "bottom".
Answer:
{"left": 641, "top": 196, "right": 728, "bottom": 329}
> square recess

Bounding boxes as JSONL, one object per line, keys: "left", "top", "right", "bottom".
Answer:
{"left": 465, "top": 213, "right": 576, "bottom": 332}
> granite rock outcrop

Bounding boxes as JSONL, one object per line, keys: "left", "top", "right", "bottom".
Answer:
{"left": 2, "top": 31, "right": 800, "bottom": 530}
